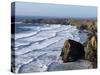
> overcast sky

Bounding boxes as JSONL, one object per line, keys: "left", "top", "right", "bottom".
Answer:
{"left": 13, "top": 2, "right": 97, "bottom": 18}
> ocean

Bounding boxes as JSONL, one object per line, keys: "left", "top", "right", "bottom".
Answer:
{"left": 11, "top": 22, "right": 87, "bottom": 73}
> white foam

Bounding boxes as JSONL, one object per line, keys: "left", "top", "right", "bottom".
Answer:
{"left": 15, "top": 37, "right": 62, "bottom": 55}
{"left": 16, "top": 31, "right": 57, "bottom": 43}
{"left": 15, "top": 31, "right": 38, "bottom": 40}
{"left": 15, "top": 25, "right": 74, "bottom": 44}
{"left": 13, "top": 24, "right": 87, "bottom": 73}
{"left": 15, "top": 25, "right": 74, "bottom": 49}
{"left": 15, "top": 25, "right": 81, "bottom": 55}
{"left": 39, "top": 24, "right": 61, "bottom": 30}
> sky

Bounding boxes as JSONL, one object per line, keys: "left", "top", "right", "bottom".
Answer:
{"left": 12, "top": 2, "right": 97, "bottom": 18}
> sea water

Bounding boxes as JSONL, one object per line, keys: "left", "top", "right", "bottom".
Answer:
{"left": 11, "top": 23, "right": 87, "bottom": 73}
